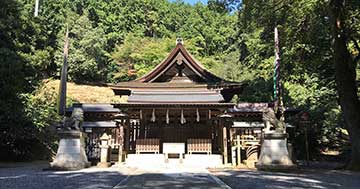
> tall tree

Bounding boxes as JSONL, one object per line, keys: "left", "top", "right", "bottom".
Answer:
{"left": 330, "top": 0, "right": 360, "bottom": 170}
{"left": 235, "top": 0, "right": 346, "bottom": 158}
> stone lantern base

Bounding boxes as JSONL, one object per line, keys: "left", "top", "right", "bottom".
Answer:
{"left": 256, "top": 132, "right": 296, "bottom": 170}
{"left": 50, "top": 130, "right": 90, "bottom": 170}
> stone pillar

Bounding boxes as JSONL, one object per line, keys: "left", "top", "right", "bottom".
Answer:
{"left": 97, "top": 133, "right": 111, "bottom": 168}
{"left": 256, "top": 132, "right": 296, "bottom": 170}
{"left": 50, "top": 130, "right": 90, "bottom": 170}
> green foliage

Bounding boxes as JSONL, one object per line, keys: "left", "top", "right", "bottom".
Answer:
{"left": 0, "top": 0, "right": 58, "bottom": 161}
{"left": 111, "top": 35, "right": 172, "bottom": 80}
{"left": 22, "top": 82, "right": 61, "bottom": 129}
{"left": 233, "top": 0, "right": 353, "bottom": 158}
{"left": 179, "top": 2, "right": 237, "bottom": 56}
{"left": 55, "top": 11, "right": 109, "bottom": 83}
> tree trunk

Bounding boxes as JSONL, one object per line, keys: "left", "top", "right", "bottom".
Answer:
{"left": 330, "top": 0, "right": 360, "bottom": 171}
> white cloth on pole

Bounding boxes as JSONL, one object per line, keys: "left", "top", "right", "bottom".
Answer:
{"left": 196, "top": 108, "right": 200, "bottom": 122}
{"left": 150, "top": 109, "right": 156, "bottom": 122}
{"left": 166, "top": 109, "right": 169, "bottom": 124}
{"left": 180, "top": 109, "right": 186, "bottom": 124}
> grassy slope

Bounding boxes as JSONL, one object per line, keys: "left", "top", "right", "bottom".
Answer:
{"left": 43, "top": 79, "right": 127, "bottom": 103}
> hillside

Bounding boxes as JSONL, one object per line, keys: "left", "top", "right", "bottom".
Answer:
{"left": 43, "top": 79, "right": 127, "bottom": 103}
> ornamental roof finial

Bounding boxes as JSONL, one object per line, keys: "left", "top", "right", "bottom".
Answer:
{"left": 176, "top": 38, "right": 183, "bottom": 45}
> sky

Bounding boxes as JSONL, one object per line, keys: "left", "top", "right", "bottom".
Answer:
{"left": 169, "top": 0, "right": 208, "bottom": 5}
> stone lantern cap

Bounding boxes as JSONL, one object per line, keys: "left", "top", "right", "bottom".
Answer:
{"left": 100, "top": 133, "right": 110, "bottom": 141}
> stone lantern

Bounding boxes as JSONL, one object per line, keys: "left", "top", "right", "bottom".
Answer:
{"left": 97, "top": 133, "right": 111, "bottom": 168}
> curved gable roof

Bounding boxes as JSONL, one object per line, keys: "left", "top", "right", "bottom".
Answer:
{"left": 136, "top": 43, "right": 224, "bottom": 83}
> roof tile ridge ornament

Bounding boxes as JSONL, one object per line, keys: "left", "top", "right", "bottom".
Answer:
{"left": 176, "top": 38, "right": 184, "bottom": 45}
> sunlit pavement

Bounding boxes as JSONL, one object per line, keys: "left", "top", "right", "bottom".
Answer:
{"left": 114, "top": 162, "right": 229, "bottom": 189}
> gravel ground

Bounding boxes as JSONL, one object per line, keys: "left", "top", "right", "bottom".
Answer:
{"left": 0, "top": 165, "right": 133, "bottom": 189}
{"left": 210, "top": 168, "right": 360, "bottom": 189}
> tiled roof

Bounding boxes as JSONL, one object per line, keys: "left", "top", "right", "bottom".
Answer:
{"left": 83, "top": 121, "right": 117, "bottom": 128}
{"left": 128, "top": 89, "right": 224, "bottom": 103}
{"left": 66, "top": 103, "right": 120, "bottom": 113}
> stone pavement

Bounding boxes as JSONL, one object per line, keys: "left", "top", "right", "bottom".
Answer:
{"left": 0, "top": 162, "right": 228, "bottom": 189}
{"left": 114, "top": 164, "right": 229, "bottom": 189}
{"left": 0, "top": 164, "right": 133, "bottom": 189}
{"left": 3, "top": 161, "right": 359, "bottom": 189}
{"left": 210, "top": 168, "right": 360, "bottom": 189}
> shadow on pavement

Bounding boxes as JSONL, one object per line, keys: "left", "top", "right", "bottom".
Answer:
{"left": 114, "top": 172, "right": 224, "bottom": 189}
{"left": 0, "top": 167, "right": 127, "bottom": 189}
{"left": 211, "top": 168, "right": 360, "bottom": 189}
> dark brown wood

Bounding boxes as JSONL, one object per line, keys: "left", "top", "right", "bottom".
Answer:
{"left": 118, "top": 125, "right": 124, "bottom": 163}
{"left": 222, "top": 121, "right": 228, "bottom": 165}
{"left": 125, "top": 118, "right": 130, "bottom": 155}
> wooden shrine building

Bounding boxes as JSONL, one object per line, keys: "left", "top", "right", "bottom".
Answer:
{"left": 68, "top": 39, "right": 297, "bottom": 167}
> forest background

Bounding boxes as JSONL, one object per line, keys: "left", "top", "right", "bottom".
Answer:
{"left": 0, "top": 0, "right": 359, "bottom": 163}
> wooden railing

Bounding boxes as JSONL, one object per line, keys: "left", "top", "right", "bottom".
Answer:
{"left": 187, "top": 139, "right": 212, "bottom": 154}
{"left": 135, "top": 138, "right": 160, "bottom": 154}
{"left": 231, "top": 135, "right": 260, "bottom": 166}
{"left": 240, "top": 135, "right": 260, "bottom": 148}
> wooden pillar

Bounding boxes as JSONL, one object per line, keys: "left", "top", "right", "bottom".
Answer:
{"left": 231, "top": 147, "right": 236, "bottom": 166}
{"left": 236, "top": 135, "right": 241, "bottom": 165}
{"left": 118, "top": 124, "right": 124, "bottom": 163}
{"left": 222, "top": 121, "right": 228, "bottom": 165}
{"left": 139, "top": 111, "right": 146, "bottom": 138}
{"left": 125, "top": 118, "right": 130, "bottom": 155}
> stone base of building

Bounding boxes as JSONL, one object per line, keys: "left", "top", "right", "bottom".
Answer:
{"left": 125, "top": 154, "right": 223, "bottom": 168}
{"left": 50, "top": 130, "right": 90, "bottom": 170}
{"left": 256, "top": 132, "right": 296, "bottom": 171}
